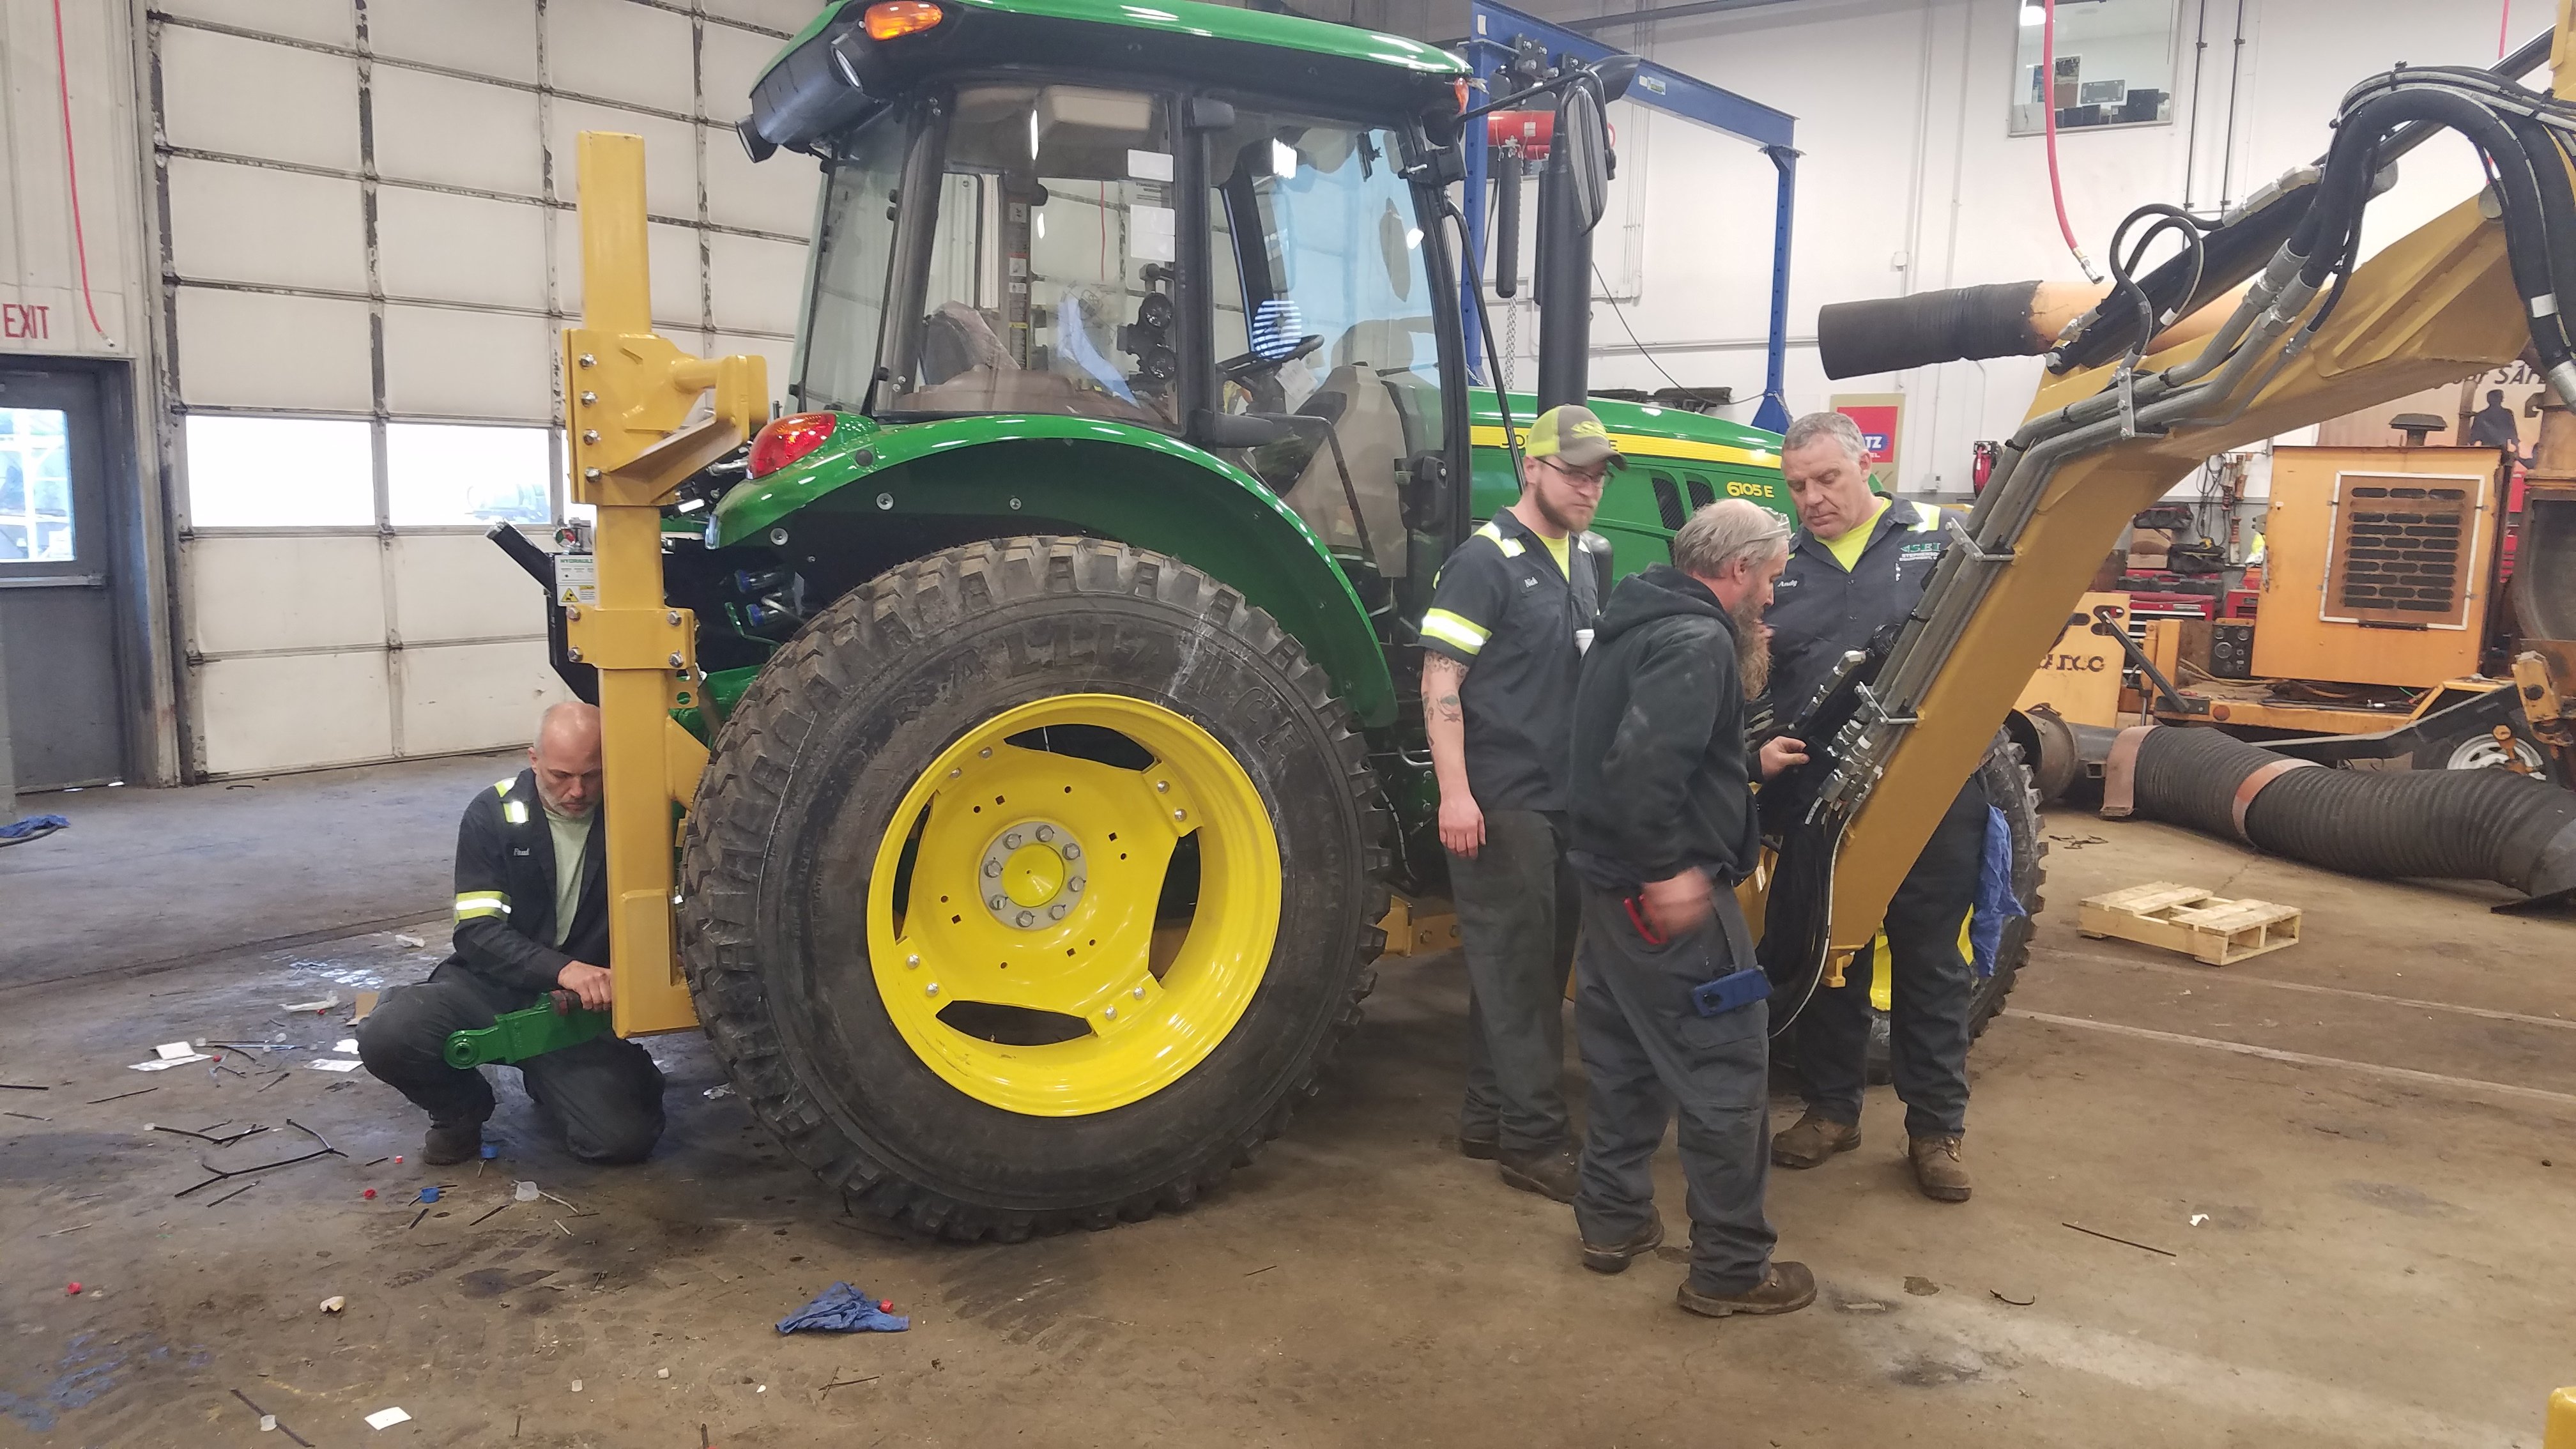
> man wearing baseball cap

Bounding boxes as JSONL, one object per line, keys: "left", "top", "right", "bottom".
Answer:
{"left": 1416, "top": 404, "right": 1621, "bottom": 1200}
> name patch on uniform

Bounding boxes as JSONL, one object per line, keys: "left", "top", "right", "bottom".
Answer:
{"left": 513, "top": 847, "right": 532, "bottom": 856}
{"left": 1899, "top": 540, "right": 1943, "bottom": 561}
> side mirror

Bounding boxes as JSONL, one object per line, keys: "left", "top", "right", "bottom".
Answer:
{"left": 1591, "top": 54, "right": 1643, "bottom": 104}
{"left": 1557, "top": 83, "right": 1610, "bottom": 235}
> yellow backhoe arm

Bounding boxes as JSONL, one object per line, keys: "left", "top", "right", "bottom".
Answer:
{"left": 560, "top": 132, "right": 767, "bottom": 1036}
{"left": 1815, "top": 9, "right": 2576, "bottom": 975}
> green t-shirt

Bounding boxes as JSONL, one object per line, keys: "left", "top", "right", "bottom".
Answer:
{"left": 546, "top": 806, "right": 594, "bottom": 947}
{"left": 1823, "top": 496, "right": 1892, "bottom": 571}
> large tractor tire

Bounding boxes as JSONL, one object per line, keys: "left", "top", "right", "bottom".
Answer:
{"left": 678, "top": 537, "right": 1388, "bottom": 1240}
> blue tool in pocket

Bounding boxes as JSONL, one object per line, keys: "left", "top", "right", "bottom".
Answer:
{"left": 1690, "top": 967, "right": 1772, "bottom": 1017}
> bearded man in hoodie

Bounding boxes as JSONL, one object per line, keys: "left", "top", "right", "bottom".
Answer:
{"left": 1561, "top": 498, "right": 1814, "bottom": 1319}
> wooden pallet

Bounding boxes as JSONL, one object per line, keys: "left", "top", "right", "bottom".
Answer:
{"left": 2076, "top": 882, "right": 2303, "bottom": 966}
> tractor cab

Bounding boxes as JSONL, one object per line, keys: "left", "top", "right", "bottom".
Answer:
{"left": 769, "top": 0, "right": 1483, "bottom": 619}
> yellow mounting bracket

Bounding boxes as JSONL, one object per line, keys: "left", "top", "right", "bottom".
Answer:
{"left": 562, "top": 130, "right": 767, "bottom": 1038}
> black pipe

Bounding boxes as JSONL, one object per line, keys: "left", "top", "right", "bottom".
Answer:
{"left": 1816, "top": 280, "right": 2044, "bottom": 379}
{"left": 1533, "top": 120, "right": 1590, "bottom": 411}
{"left": 486, "top": 523, "right": 600, "bottom": 705}
{"left": 2126, "top": 726, "right": 2576, "bottom": 908}
{"left": 1494, "top": 153, "right": 1524, "bottom": 300}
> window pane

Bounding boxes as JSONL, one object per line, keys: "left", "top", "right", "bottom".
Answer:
{"left": 185, "top": 414, "right": 374, "bottom": 527}
{"left": 882, "top": 83, "right": 1180, "bottom": 429}
{"left": 1210, "top": 112, "right": 1443, "bottom": 580}
{"left": 798, "top": 109, "right": 907, "bottom": 411}
{"left": 388, "top": 422, "right": 553, "bottom": 525}
{"left": 2009, "top": 0, "right": 2175, "bottom": 136}
{"left": 0, "top": 408, "right": 71, "bottom": 560}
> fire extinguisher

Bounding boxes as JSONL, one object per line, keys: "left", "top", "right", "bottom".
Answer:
{"left": 1971, "top": 440, "right": 2000, "bottom": 494}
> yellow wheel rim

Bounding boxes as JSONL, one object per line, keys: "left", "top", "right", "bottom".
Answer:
{"left": 866, "top": 694, "right": 1283, "bottom": 1116}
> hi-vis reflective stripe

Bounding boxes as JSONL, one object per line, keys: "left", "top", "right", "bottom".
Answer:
{"left": 502, "top": 800, "right": 530, "bottom": 825}
{"left": 1420, "top": 608, "right": 1491, "bottom": 656}
{"left": 456, "top": 891, "right": 510, "bottom": 921}
{"left": 493, "top": 779, "right": 515, "bottom": 794}
{"left": 1473, "top": 521, "right": 1524, "bottom": 558}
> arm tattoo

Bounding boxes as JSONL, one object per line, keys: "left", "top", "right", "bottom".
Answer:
{"left": 1423, "top": 655, "right": 1468, "bottom": 724}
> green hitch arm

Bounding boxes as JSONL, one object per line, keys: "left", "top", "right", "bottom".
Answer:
{"left": 443, "top": 990, "right": 613, "bottom": 1069}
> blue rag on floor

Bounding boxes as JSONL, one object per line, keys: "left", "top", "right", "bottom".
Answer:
{"left": 0, "top": 814, "right": 68, "bottom": 845}
{"left": 776, "top": 1282, "right": 910, "bottom": 1335}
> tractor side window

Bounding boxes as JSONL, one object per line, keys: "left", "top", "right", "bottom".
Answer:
{"left": 882, "top": 84, "right": 1181, "bottom": 430}
{"left": 1207, "top": 111, "right": 1443, "bottom": 583}
{"left": 799, "top": 108, "right": 907, "bottom": 411}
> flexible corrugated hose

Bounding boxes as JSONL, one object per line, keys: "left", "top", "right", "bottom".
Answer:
{"left": 2127, "top": 726, "right": 2576, "bottom": 908}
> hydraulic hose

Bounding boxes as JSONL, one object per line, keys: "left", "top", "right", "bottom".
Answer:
{"left": 2120, "top": 726, "right": 2576, "bottom": 907}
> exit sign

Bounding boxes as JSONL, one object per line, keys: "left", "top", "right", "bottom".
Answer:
{"left": 0, "top": 284, "right": 122, "bottom": 353}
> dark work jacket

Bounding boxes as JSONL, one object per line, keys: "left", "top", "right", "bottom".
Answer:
{"left": 1566, "top": 564, "right": 1760, "bottom": 890}
{"left": 441, "top": 769, "right": 609, "bottom": 998}
{"left": 1759, "top": 496, "right": 1946, "bottom": 730}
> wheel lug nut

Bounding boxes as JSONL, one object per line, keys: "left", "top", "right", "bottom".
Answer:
{"left": 1016, "top": 911, "right": 1036, "bottom": 928}
{"left": 1130, "top": 985, "right": 1146, "bottom": 999}
{"left": 1173, "top": 809, "right": 1186, "bottom": 822}
{"left": 906, "top": 954, "right": 920, "bottom": 967}
{"left": 983, "top": 860, "right": 1001, "bottom": 877}
{"left": 1062, "top": 844, "right": 1081, "bottom": 860}
{"left": 1004, "top": 831, "right": 1023, "bottom": 848}
{"left": 1104, "top": 1006, "right": 1119, "bottom": 1021}
{"left": 1048, "top": 903, "right": 1067, "bottom": 920}
{"left": 1154, "top": 780, "right": 1169, "bottom": 793}
{"left": 1035, "top": 825, "right": 1054, "bottom": 842}
{"left": 925, "top": 983, "right": 939, "bottom": 997}
{"left": 990, "top": 896, "right": 1008, "bottom": 910}
{"left": 1067, "top": 878, "right": 1084, "bottom": 893}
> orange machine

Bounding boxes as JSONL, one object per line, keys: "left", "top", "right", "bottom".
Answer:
{"left": 2253, "top": 445, "right": 2508, "bottom": 687}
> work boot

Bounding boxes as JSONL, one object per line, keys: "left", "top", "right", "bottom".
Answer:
{"left": 422, "top": 1120, "right": 483, "bottom": 1167}
{"left": 1770, "top": 1112, "right": 1860, "bottom": 1169}
{"left": 1580, "top": 1216, "right": 1665, "bottom": 1275}
{"left": 1908, "top": 1135, "right": 1972, "bottom": 1202}
{"left": 1496, "top": 1144, "right": 1581, "bottom": 1203}
{"left": 1676, "top": 1261, "right": 1817, "bottom": 1319}
{"left": 1457, "top": 1129, "right": 1499, "bottom": 1162}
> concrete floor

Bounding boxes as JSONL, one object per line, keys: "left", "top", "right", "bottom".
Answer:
{"left": 3, "top": 772, "right": 2572, "bottom": 1446}
{"left": 2, "top": 753, "right": 515, "bottom": 991}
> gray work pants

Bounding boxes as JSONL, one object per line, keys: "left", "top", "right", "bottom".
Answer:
{"left": 1574, "top": 881, "right": 1777, "bottom": 1296}
{"left": 356, "top": 963, "right": 667, "bottom": 1164}
{"left": 1793, "top": 776, "right": 1987, "bottom": 1139}
{"left": 1450, "top": 809, "right": 1580, "bottom": 1155}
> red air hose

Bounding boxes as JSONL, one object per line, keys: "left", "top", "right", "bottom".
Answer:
{"left": 50, "top": 0, "right": 110, "bottom": 340}
{"left": 2041, "top": 0, "right": 2101, "bottom": 283}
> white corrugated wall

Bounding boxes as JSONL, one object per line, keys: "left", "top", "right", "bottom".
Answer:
{"left": 150, "top": 0, "right": 820, "bottom": 776}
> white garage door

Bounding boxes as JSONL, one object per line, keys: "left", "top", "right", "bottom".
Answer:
{"left": 151, "top": 0, "right": 820, "bottom": 776}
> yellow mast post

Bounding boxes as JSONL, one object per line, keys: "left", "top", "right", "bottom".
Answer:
{"left": 560, "top": 132, "right": 767, "bottom": 1035}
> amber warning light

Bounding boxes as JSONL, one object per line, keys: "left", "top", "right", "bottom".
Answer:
{"left": 864, "top": 1, "right": 944, "bottom": 40}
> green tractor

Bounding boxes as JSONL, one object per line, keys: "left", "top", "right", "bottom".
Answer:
{"left": 627, "top": 0, "right": 2041, "bottom": 1239}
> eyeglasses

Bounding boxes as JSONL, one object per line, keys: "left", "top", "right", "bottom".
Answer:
{"left": 1540, "top": 457, "right": 1609, "bottom": 487}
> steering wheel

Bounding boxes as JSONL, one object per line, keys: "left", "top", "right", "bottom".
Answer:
{"left": 1219, "top": 334, "right": 1324, "bottom": 383}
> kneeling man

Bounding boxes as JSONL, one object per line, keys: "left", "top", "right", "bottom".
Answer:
{"left": 359, "top": 702, "right": 666, "bottom": 1165}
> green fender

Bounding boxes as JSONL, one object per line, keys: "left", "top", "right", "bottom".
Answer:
{"left": 712, "top": 412, "right": 1397, "bottom": 727}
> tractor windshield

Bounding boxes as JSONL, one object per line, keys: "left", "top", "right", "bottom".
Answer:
{"left": 798, "top": 108, "right": 905, "bottom": 412}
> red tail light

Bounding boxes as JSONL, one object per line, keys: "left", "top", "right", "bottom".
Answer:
{"left": 747, "top": 413, "right": 838, "bottom": 478}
